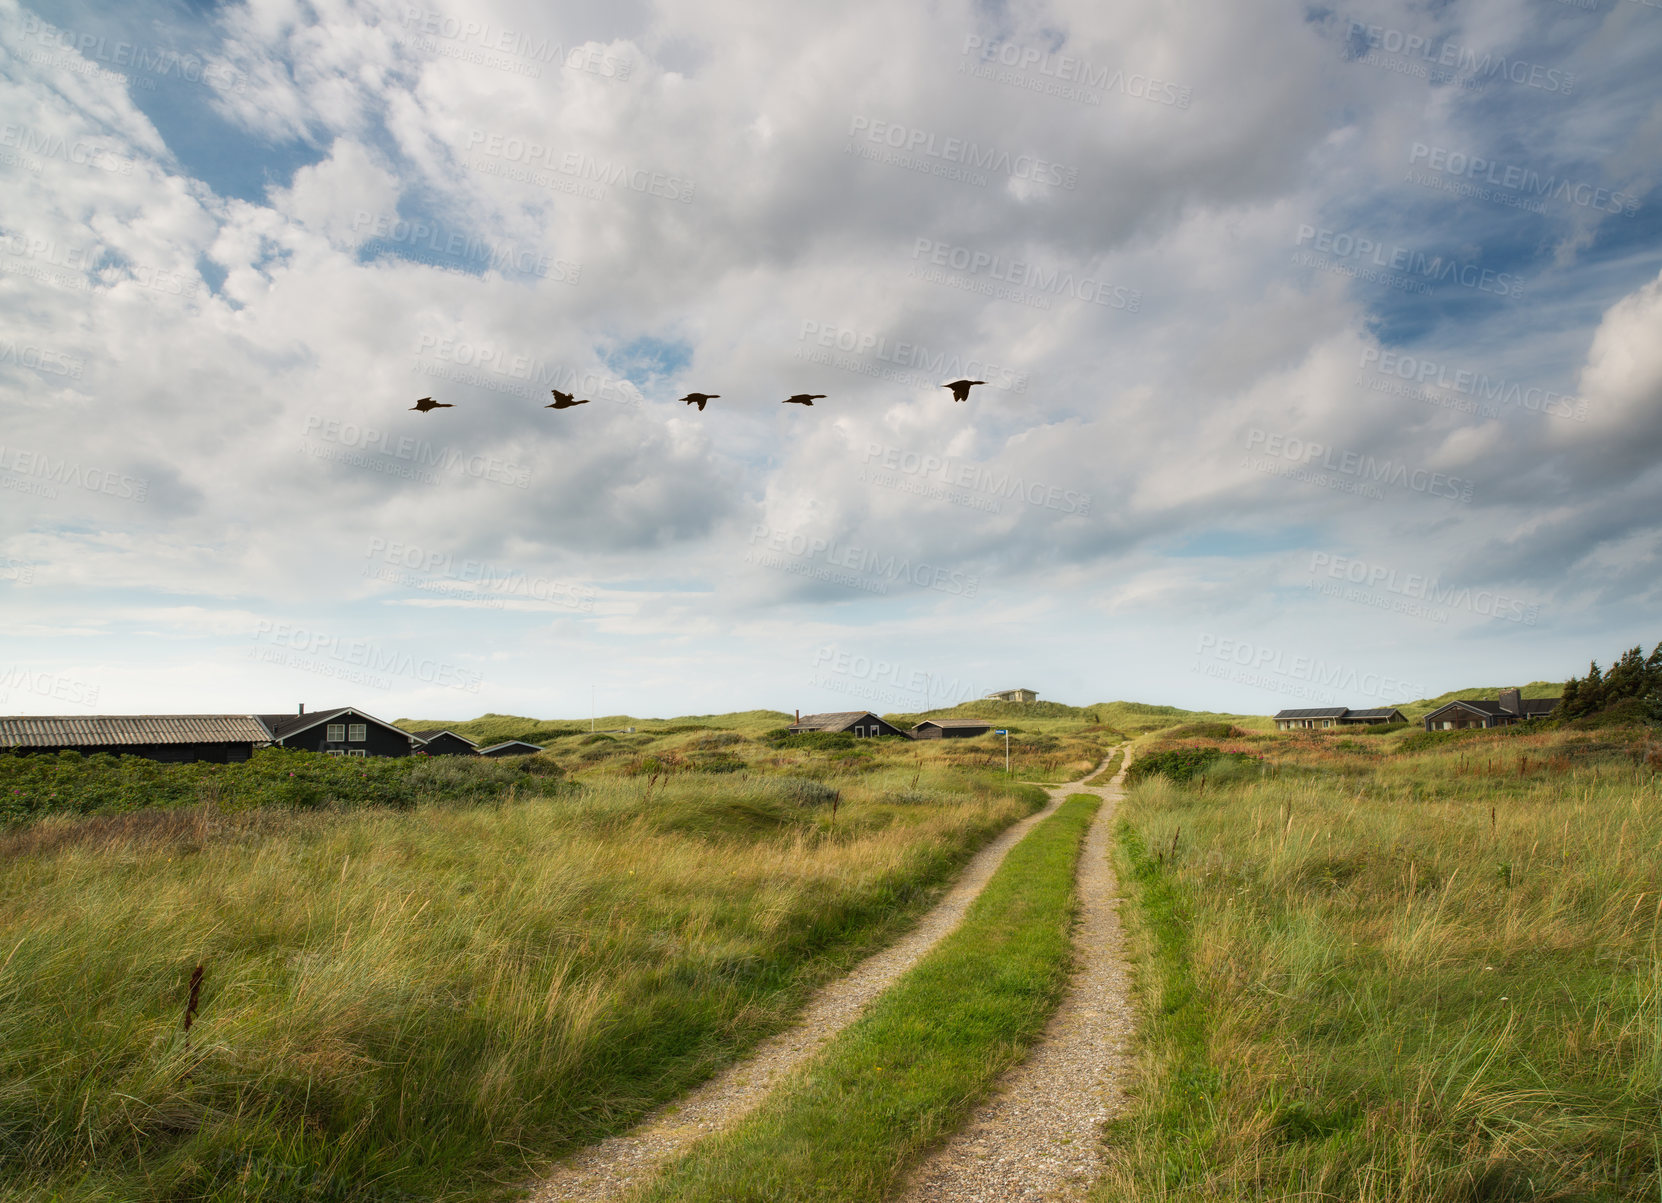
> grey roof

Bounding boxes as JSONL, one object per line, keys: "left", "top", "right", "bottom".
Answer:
{"left": 258, "top": 707, "right": 414, "bottom": 743}
{"left": 258, "top": 707, "right": 354, "bottom": 739}
{"left": 984, "top": 687, "right": 1038, "bottom": 696}
{"left": 1273, "top": 707, "right": 1351, "bottom": 719}
{"left": 1344, "top": 708, "right": 1405, "bottom": 720}
{"left": 1424, "top": 696, "right": 1559, "bottom": 718}
{"left": 790, "top": 711, "right": 886, "bottom": 732}
{"left": 411, "top": 728, "right": 477, "bottom": 746}
{"left": 477, "top": 740, "right": 543, "bottom": 754}
{"left": 913, "top": 719, "right": 993, "bottom": 729}
{"left": 0, "top": 714, "right": 272, "bottom": 748}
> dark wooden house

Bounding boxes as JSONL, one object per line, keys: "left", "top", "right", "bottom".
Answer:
{"left": 1421, "top": 689, "right": 1558, "bottom": 732}
{"left": 788, "top": 710, "right": 910, "bottom": 738}
{"left": 0, "top": 714, "right": 271, "bottom": 762}
{"left": 477, "top": 740, "right": 543, "bottom": 757}
{"left": 257, "top": 706, "right": 420, "bottom": 757}
{"left": 412, "top": 729, "right": 480, "bottom": 757}
{"left": 911, "top": 719, "right": 993, "bottom": 739}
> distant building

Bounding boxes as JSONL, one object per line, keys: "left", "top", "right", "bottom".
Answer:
{"left": 1421, "top": 689, "right": 1558, "bottom": 732}
{"left": 911, "top": 719, "right": 993, "bottom": 740}
{"left": 984, "top": 688, "right": 1038, "bottom": 703}
{"left": 258, "top": 707, "right": 421, "bottom": 757}
{"left": 411, "top": 729, "right": 480, "bottom": 757}
{"left": 0, "top": 714, "right": 271, "bottom": 763}
{"left": 788, "top": 710, "right": 910, "bottom": 738}
{"left": 1273, "top": 707, "right": 1407, "bottom": 731}
{"left": 478, "top": 740, "right": 544, "bottom": 757}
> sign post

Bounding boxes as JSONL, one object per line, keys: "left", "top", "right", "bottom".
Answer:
{"left": 995, "top": 729, "right": 1010, "bottom": 775}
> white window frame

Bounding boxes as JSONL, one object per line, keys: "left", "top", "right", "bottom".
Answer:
{"left": 326, "top": 723, "right": 346, "bottom": 741}
{"left": 347, "top": 749, "right": 367, "bottom": 758}
{"left": 324, "top": 749, "right": 345, "bottom": 757}
{"left": 348, "top": 723, "right": 367, "bottom": 742}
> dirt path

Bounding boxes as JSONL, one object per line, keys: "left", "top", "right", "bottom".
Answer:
{"left": 529, "top": 753, "right": 1125, "bottom": 1203}
{"left": 897, "top": 749, "right": 1136, "bottom": 1203}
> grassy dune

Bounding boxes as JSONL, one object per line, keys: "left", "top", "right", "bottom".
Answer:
{"left": 1098, "top": 724, "right": 1662, "bottom": 1201}
{"left": 0, "top": 755, "right": 1049, "bottom": 1201}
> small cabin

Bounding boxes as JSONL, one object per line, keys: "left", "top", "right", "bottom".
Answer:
{"left": 412, "top": 729, "right": 480, "bottom": 757}
{"left": 911, "top": 719, "right": 993, "bottom": 740}
{"left": 259, "top": 707, "right": 420, "bottom": 757}
{"left": 788, "top": 710, "right": 910, "bottom": 738}
{"left": 478, "top": 740, "right": 544, "bottom": 757}
{"left": 983, "top": 688, "right": 1038, "bottom": 703}
{"left": 1422, "top": 689, "right": 1558, "bottom": 732}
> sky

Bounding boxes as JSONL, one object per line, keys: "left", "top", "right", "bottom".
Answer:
{"left": 1, "top": 0, "right": 1660, "bottom": 723}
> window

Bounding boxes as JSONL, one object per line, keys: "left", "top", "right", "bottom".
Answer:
{"left": 347, "top": 749, "right": 367, "bottom": 758}
{"left": 325, "top": 749, "right": 344, "bottom": 757}
{"left": 348, "top": 723, "right": 367, "bottom": 742}
{"left": 326, "top": 723, "right": 345, "bottom": 741}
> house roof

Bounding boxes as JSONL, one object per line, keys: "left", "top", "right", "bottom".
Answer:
{"left": 985, "top": 688, "right": 1037, "bottom": 696}
{"left": 411, "top": 728, "right": 478, "bottom": 747}
{"left": 0, "top": 714, "right": 273, "bottom": 748}
{"left": 790, "top": 711, "right": 888, "bottom": 732}
{"left": 257, "top": 707, "right": 415, "bottom": 743}
{"left": 1345, "top": 708, "right": 1405, "bottom": 720}
{"left": 1424, "top": 697, "right": 1560, "bottom": 719}
{"left": 1273, "top": 707, "right": 1351, "bottom": 719}
{"left": 913, "top": 719, "right": 993, "bottom": 729}
{"left": 477, "top": 740, "right": 543, "bottom": 754}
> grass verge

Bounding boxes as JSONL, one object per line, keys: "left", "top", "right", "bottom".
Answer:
{"left": 1086, "top": 750, "right": 1126, "bottom": 786}
{"left": 0, "top": 772, "right": 1043, "bottom": 1202}
{"left": 630, "top": 792, "right": 1103, "bottom": 1202}
{"left": 1093, "top": 725, "right": 1662, "bottom": 1201}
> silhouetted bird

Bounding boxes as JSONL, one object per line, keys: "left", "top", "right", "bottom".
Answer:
{"left": 411, "top": 396, "right": 453, "bottom": 412}
{"left": 547, "top": 389, "right": 590, "bottom": 410}
{"left": 942, "top": 379, "right": 985, "bottom": 402}
{"left": 682, "top": 393, "right": 719, "bottom": 411}
{"left": 783, "top": 394, "right": 825, "bottom": 406}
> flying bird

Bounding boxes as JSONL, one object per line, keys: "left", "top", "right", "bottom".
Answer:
{"left": 782, "top": 394, "right": 825, "bottom": 406}
{"left": 410, "top": 396, "right": 453, "bottom": 412}
{"left": 547, "top": 389, "right": 589, "bottom": 410}
{"left": 682, "top": 393, "right": 719, "bottom": 411}
{"left": 942, "top": 379, "right": 985, "bottom": 402}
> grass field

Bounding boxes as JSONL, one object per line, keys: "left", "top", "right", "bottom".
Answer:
{"left": 0, "top": 715, "right": 1116, "bottom": 1202}
{"left": 633, "top": 793, "right": 1103, "bottom": 1202}
{"left": 1097, "top": 721, "right": 1662, "bottom": 1201}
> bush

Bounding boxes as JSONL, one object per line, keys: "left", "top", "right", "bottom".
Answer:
{"left": 1128, "top": 747, "right": 1262, "bottom": 785}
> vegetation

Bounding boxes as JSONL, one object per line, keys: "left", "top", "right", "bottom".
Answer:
{"left": 0, "top": 723, "right": 1069, "bottom": 1201}
{"left": 634, "top": 794, "right": 1103, "bottom": 1202}
{"left": 1086, "top": 749, "right": 1126, "bottom": 785}
{"left": 1097, "top": 720, "right": 1662, "bottom": 1201}
{"left": 1556, "top": 640, "right": 1662, "bottom": 723}
{"left": 0, "top": 746, "right": 567, "bottom": 827}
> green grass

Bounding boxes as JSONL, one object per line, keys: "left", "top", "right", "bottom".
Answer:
{"left": 631, "top": 793, "right": 1103, "bottom": 1202}
{"left": 0, "top": 761, "right": 1045, "bottom": 1201}
{"left": 1095, "top": 722, "right": 1662, "bottom": 1201}
{"left": 1086, "top": 749, "right": 1125, "bottom": 785}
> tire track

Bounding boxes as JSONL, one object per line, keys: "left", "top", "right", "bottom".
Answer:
{"left": 529, "top": 752, "right": 1125, "bottom": 1203}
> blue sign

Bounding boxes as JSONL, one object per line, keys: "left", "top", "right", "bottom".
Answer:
{"left": 994, "top": 729, "right": 1009, "bottom": 734}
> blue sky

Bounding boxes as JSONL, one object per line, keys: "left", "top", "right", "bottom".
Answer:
{"left": 1, "top": 0, "right": 1660, "bottom": 722}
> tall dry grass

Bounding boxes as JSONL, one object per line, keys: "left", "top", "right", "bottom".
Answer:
{"left": 1097, "top": 726, "right": 1661, "bottom": 1201}
{"left": 0, "top": 769, "right": 1036, "bottom": 1201}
